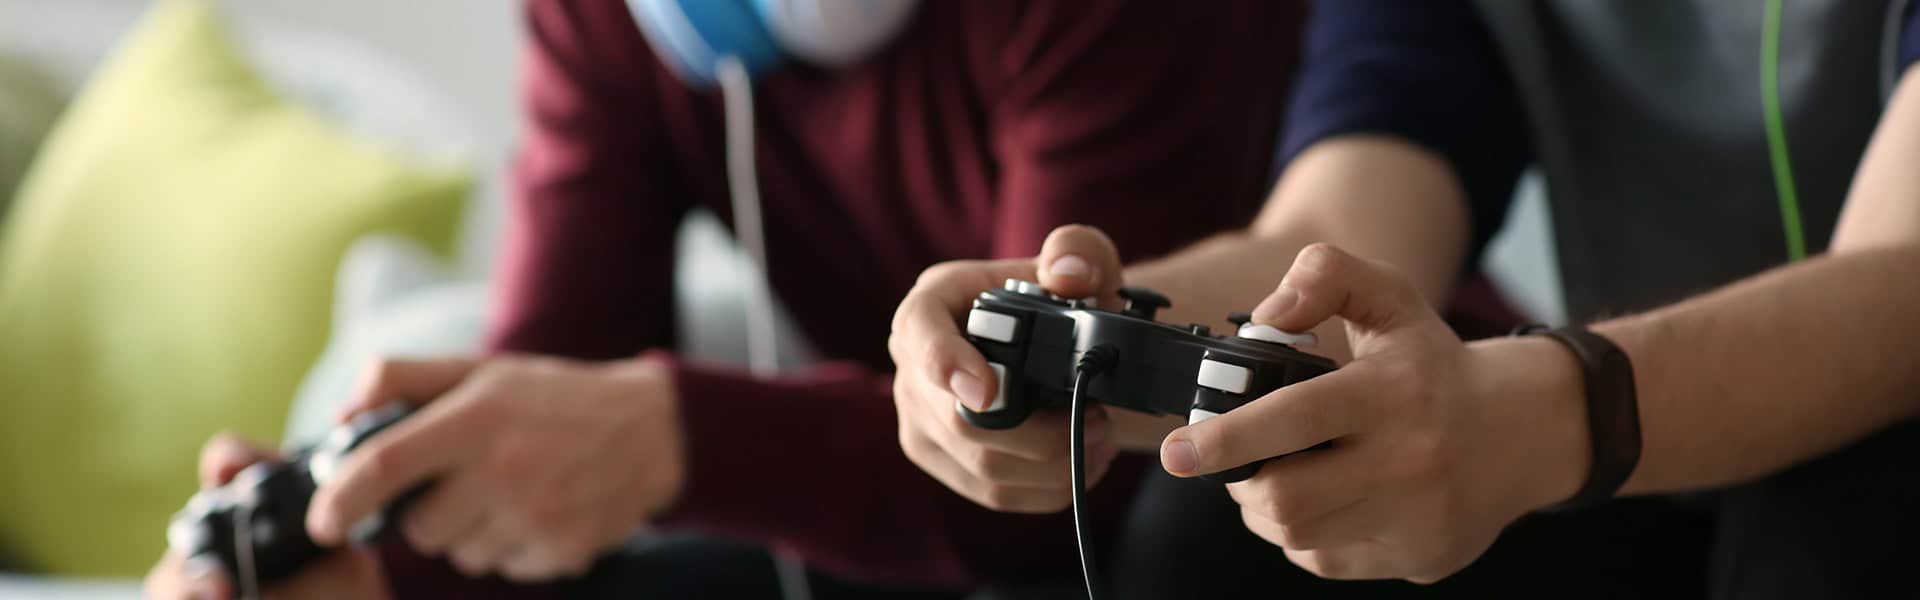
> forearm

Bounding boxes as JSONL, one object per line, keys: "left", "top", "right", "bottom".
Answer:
{"left": 1110, "top": 136, "right": 1473, "bottom": 449}
{"left": 1134, "top": 136, "right": 1473, "bottom": 329}
{"left": 1585, "top": 246, "right": 1920, "bottom": 495}
{"left": 1584, "top": 67, "right": 1920, "bottom": 495}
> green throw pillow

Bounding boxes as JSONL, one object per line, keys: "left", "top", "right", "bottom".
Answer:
{"left": 0, "top": 0, "right": 469, "bottom": 575}
{"left": 0, "top": 54, "right": 66, "bottom": 224}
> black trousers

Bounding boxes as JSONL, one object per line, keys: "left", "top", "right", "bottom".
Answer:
{"left": 571, "top": 422, "right": 1918, "bottom": 599}
{"left": 571, "top": 534, "right": 965, "bottom": 600}
{"left": 1112, "top": 421, "right": 1920, "bottom": 599}
{"left": 1110, "top": 469, "right": 1715, "bottom": 599}
{"left": 1709, "top": 419, "right": 1920, "bottom": 599}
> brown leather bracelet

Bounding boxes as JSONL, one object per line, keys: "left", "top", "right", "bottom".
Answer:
{"left": 1513, "top": 324, "right": 1642, "bottom": 510}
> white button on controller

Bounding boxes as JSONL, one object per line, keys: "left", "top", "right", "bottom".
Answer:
{"left": 985, "top": 363, "right": 1009, "bottom": 412}
{"left": 967, "top": 309, "right": 1019, "bottom": 343}
{"left": 1188, "top": 408, "right": 1222, "bottom": 425}
{"left": 1237, "top": 323, "right": 1318, "bottom": 347}
{"left": 1196, "top": 359, "right": 1252, "bottom": 394}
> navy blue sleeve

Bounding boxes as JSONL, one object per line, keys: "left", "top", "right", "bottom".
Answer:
{"left": 1281, "top": 0, "right": 1531, "bottom": 266}
{"left": 1903, "top": 1, "right": 1920, "bottom": 71}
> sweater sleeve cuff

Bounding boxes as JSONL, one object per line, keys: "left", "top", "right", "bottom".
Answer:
{"left": 647, "top": 350, "right": 891, "bottom": 533}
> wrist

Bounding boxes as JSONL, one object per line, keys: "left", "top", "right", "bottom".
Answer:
{"left": 1469, "top": 337, "right": 1590, "bottom": 513}
{"left": 599, "top": 356, "right": 686, "bottom": 515}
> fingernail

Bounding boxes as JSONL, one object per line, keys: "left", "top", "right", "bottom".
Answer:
{"left": 1254, "top": 286, "right": 1300, "bottom": 321}
{"left": 1048, "top": 254, "right": 1093, "bottom": 279}
{"left": 1163, "top": 439, "right": 1198, "bottom": 475}
{"left": 307, "top": 508, "right": 336, "bottom": 543}
{"left": 949, "top": 371, "right": 989, "bottom": 411}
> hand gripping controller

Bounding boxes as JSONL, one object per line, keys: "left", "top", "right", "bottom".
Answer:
{"left": 166, "top": 402, "right": 418, "bottom": 590}
{"left": 961, "top": 279, "right": 1336, "bottom": 482}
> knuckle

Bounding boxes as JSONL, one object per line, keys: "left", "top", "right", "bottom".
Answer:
{"left": 457, "top": 399, "right": 498, "bottom": 431}
{"left": 500, "top": 562, "right": 546, "bottom": 583}
{"left": 402, "top": 516, "right": 448, "bottom": 553}
{"left": 957, "top": 443, "right": 997, "bottom": 477}
{"left": 489, "top": 444, "right": 539, "bottom": 487}
{"left": 886, "top": 328, "right": 910, "bottom": 361}
{"left": 523, "top": 493, "right": 571, "bottom": 528}
{"left": 980, "top": 485, "right": 1048, "bottom": 513}
{"left": 913, "top": 262, "right": 963, "bottom": 289}
{"left": 449, "top": 547, "right": 495, "bottom": 577}
{"left": 1395, "top": 432, "right": 1451, "bottom": 481}
{"left": 915, "top": 336, "right": 955, "bottom": 373}
{"left": 1293, "top": 243, "right": 1347, "bottom": 279}
{"left": 1264, "top": 486, "right": 1311, "bottom": 524}
{"left": 356, "top": 445, "right": 401, "bottom": 486}
{"left": 978, "top": 484, "right": 1019, "bottom": 510}
{"left": 554, "top": 534, "right": 599, "bottom": 564}
{"left": 1275, "top": 521, "right": 1319, "bottom": 549}
{"left": 896, "top": 425, "right": 922, "bottom": 457}
{"left": 1301, "top": 552, "right": 1353, "bottom": 580}
{"left": 972, "top": 449, "right": 1028, "bottom": 482}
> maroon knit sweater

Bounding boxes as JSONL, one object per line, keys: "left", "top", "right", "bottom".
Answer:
{"left": 382, "top": 0, "right": 1303, "bottom": 595}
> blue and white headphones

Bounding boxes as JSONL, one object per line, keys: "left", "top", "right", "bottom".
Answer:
{"left": 629, "top": 0, "right": 922, "bottom": 86}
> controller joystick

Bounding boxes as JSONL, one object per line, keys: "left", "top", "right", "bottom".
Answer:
{"left": 962, "top": 279, "right": 1336, "bottom": 482}
{"left": 167, "top": 402, "right": 420, "bottom": 589}
{"left": 1116, "top": 286, "right": 1171, "bottom": 320}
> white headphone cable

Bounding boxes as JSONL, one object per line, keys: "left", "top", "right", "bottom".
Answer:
{"left": 716, "top": 55, "right": 813, "bottom": 600}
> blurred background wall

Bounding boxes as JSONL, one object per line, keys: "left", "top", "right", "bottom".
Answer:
{"left": 0, "top": 0, "right": 522, "bottom": 271}
{"left": 0, "top": 0, "right": 522, "bottom": 162}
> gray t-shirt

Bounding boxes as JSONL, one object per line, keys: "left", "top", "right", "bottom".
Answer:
{"left": 1283, "top": 0, "right": 1919, "bottom": 320}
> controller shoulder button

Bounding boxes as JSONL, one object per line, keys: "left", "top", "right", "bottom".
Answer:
{"left": 1004, "top": 279, "right": 1049, "bottom": 298}
{"left": 1237, "top": 323, "right": 1318, "bottom": 348}
{"left": 967, "top": 309, "right": 1020, "bottom": 343}
{"left": 986, "top": 363, "right": 1009, "bottom": 412}
{"left": 1196, "top": 359, "right": 1252, "bottom": 394}
{"left": 1188, "top": 407, "right": 1223, "bottom": 425}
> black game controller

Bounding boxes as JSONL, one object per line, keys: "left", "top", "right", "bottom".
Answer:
{"left": 167, "top": 402, "right": 418, "bottom": 588}
{"left": 961, "top": 279, "right": 1337, "bottom": 482}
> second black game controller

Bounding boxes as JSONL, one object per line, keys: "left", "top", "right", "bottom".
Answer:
{"left": 961, "top": 279, "right": 1337, "bottom": 482}
{"left": 166, "top": 402, "right": 419, "bottom": 590}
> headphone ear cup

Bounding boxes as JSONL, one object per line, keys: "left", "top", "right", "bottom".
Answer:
{"left": 751, "top": 0, "right": 920, "bottom": 67}
{"left": 630, "top": 0, "right": 785, "bottom": 86}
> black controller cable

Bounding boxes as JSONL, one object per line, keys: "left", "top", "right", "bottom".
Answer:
{"left": 234, "top": 502, "right": 260, "bottom": 600}
{"left": 1070, "top": 344, "right": 1119, "bottom": 600}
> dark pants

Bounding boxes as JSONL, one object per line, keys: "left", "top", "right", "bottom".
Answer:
{"left": 572, "top": 422, "right": 1917, "bottom": 599}
{"left": 1710, "top": 420, "right": 1920, "bottom": 599}
{"left": 571, "top": 535, "right": 963, "bottom": 600}
{"left": 1110, "top": 468, "right": 1715, "bottom": 599}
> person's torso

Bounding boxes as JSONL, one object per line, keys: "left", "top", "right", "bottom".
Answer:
{"left": 647, "top": 1, "right": 1300, "bottom": 367}
{"left": 1475, "top": 0, "right": 1903, "bottom": 320}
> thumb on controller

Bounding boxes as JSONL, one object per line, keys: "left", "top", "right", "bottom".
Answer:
{"left": 1252, "top": 243, "right": 1438, "bottom": 338}
{"left": 198, "top": 433, "right": 277, "bottom": 488}
{"left": 1036, "top": 224, "right": 1125, "bottom": 307}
